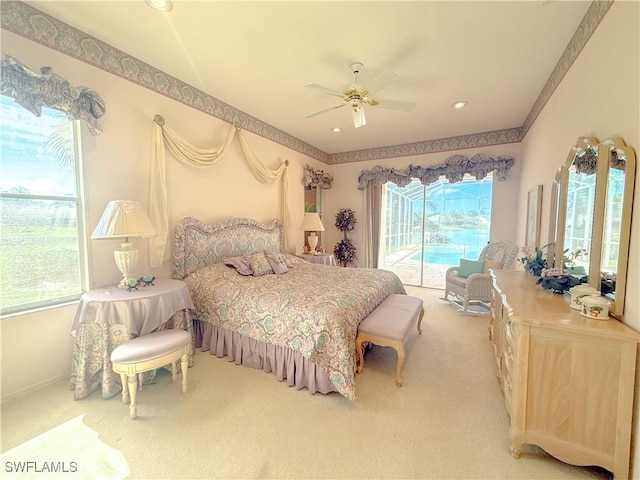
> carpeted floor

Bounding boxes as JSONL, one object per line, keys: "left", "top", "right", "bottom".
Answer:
{"left": 0, "top": 414, "right": 129, "bottom": 479}
{"left": 1, "top": 287, "right": 612, "bottom": 479}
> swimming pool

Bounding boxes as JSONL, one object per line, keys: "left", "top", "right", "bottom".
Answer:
{"left": 410, "top": 245, "right": 484, "bottom": 265}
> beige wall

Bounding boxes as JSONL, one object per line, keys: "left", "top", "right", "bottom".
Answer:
{"left": 2, "top": 3, "right": 640, "bottom": 475}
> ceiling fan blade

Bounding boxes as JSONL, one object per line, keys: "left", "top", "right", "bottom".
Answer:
{"left": 363, "top": 70, "right": 399, "bottom": 96}
{"left": 305, "top": 103, "right": 346, "bottom": 119}
{"left": 352, "top": 106, "right": 366, "bottom": 128}
{"left": 304, "top": 83, "right": 345, "bottom": 98}
{"left": 372, "top": 98, "right": 417, "bottom": 112}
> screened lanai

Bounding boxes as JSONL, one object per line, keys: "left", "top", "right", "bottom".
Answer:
{"left": 379, "top": 175, "right": 493, "bottom": 288}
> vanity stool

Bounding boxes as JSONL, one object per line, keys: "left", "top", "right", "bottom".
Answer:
{"left": 111, "top": 329, "right": 191, "bottom": 419}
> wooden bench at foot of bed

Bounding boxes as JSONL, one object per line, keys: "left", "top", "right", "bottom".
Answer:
{"left": 355, "top": 294, "right": 424, "bottom": 387}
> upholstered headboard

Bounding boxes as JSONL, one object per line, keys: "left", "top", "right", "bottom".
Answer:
{"left": 172, "top": 217, "right": 283, "bottom": 280}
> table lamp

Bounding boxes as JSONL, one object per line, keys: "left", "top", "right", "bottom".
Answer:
{"left": 300, "top": 212, "right": 325, "bottom": 255}
{"left": 91, "top": 200, "right": 157, "bottom": 288}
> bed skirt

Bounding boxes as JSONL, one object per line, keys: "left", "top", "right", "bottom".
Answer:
{"left": 193, "top": 319, "right": 338, "bottom": 395}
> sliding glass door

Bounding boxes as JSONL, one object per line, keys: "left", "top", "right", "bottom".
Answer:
{"left": 379, "top": 175, "right": 493, "bottom": 288}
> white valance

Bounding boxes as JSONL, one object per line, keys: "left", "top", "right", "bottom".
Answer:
{"left": 149, "top": 115, "right": 289, "bottom": 267}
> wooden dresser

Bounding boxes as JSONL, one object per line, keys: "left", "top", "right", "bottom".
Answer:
{"left": 489, "top": 270, "right": 639, "bottom": 479}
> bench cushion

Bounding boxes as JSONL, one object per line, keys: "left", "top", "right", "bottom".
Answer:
{"left": 111, "top": 329, "right": 191, "bottom": 364}
{"left": 359, "top": 294, "right": 423, "bottom": 341}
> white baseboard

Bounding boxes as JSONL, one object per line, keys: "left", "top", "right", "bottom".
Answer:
{"left": 1, "top": 373, "right": 69, "bottom": 404}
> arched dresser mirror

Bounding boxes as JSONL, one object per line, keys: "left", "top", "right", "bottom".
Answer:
{"left": 548, "top": 137, "right": 599, "bottom": 276}
{"left": 593, "top": 138, "right": 636, "bottom": 316}
{"left": 549, "top": 136, "right": 636, "bottom": 318}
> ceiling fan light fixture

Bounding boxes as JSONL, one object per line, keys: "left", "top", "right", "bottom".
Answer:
{"left": 304, "top": 61, "right": 415, "bottom": 128}
{"left": 145, "top": 0, "right": 173, "bottom": 12}
{"left": 452, "top": 101, "right": 468, "bottom": 109}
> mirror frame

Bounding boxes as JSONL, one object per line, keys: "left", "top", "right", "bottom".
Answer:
{"left": 549, "top": 136, "right": 636, "bottom": 318}
{"left": 548, "top": 165, "right": 567, "bottom": 269}
{"left": 593, "top": 138, "right": 636, "bottom": 317}
{"left": 549, "top": 137, "right": 599, "bottom": 270}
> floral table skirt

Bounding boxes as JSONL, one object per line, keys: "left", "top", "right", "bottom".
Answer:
{"left": 70, "top": 310, "right": 194, "bottom": 400}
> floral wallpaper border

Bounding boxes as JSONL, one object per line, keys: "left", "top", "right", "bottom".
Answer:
{"left": 0, "top": 0, "right": 611, "bottom": 165}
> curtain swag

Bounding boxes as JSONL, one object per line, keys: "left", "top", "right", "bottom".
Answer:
{"left": 357, "top": 153, "right": 516, "bottom": 190}
{"left": 149, "top": 115, "right": 290, "bottom": 267}
{"left": 0, "top": 55, "right": 106, "bottom": 135}
{"left": 301, "top": 164, "right": 333, "bottom": 189}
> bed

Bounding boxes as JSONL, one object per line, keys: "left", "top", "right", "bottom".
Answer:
{"left": 173, "top": 216, "right": 406, "bottom": 400}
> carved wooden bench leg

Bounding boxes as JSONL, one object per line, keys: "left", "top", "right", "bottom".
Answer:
{"left": 355, "top": 294, "right": 423, "bottom": 387}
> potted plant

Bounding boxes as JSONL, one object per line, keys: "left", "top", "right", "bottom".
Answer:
{"left": 333, "top": 208, "right": 357, "bottom": 267}
{"left": 518, "top": 243, "right": 552, "bottom": 276}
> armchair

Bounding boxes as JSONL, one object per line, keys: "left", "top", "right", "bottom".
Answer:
{"left": 442, "top": 240, "right": 519, "bottom": 314}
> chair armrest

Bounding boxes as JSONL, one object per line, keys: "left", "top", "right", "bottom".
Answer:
{"left": 466, "top": 273, "right": 491, "bottom": 281}
{"left": 445, "top": 266, "right": 459, "bottom": 277}
{"left": 465, "top": 273, "right": 492, "bottom": 297}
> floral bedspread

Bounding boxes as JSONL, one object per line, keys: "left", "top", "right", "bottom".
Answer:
{"left": 184, "top": 256, "right": 405, "bottom": 399}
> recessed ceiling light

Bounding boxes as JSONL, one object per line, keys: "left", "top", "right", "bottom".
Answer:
{"left": 451, "top": 101, "right": 468, "bottom": 109}
{"left": 145, "top": 0, "right": 173, "bottom": 12}
{"left": 331, "top": 127, "right": 341, "bottom": 133}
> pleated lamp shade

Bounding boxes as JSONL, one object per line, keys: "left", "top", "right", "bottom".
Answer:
{"left": 91, "top": 200, "right": 156, "bottom": 288}
{"left": 92, "top": 200, "right": 157, "bottom": 240}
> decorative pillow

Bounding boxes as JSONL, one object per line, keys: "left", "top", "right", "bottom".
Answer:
{"left": 248, "top": 251, "right": 274, "bottom": 277}
{"left": 483, "top": 260, "right": 503, "bottom": 274}
{"left": 264, "top": 249, "right": 294, "bottom": 268}
{"left": 458, "top": 258, "right": 485, "bottom": 278}
{"left": 223, "top": 256, "right": 253, "bottom": 276}
{"left": 265, "top": 250, "right": 289, "bottom": 275}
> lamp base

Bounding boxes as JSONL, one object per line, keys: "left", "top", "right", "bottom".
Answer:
{"left": 114, "top": 242, "right": 139, "bottom": 289}
{"left": 308, "top": 232, "right": 319, "bottom": 255}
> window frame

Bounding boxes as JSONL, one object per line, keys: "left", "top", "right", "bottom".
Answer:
{"left": 0, "top": 109, "right": 89, "bottom": 317}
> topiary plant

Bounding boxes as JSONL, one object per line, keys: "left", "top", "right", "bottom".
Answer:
{"left": 334, "top": 208, "right": 357, "bottom": 267}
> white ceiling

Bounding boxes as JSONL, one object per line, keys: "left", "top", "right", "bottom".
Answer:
{"left": 24, "top": 0, "right": 592, "bottom": 155}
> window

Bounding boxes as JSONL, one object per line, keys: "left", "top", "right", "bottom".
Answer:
{"left": 380, "top": 175, "right": 493, "bottom": 288}
{"left": 0, "top": 94, "right": 87, "bottom": 315}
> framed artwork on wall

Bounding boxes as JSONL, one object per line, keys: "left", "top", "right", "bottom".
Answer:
{"left": 526, "top": 185, "right": 543, "bottom": 248}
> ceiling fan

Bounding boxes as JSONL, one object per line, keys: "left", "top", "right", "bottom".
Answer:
{"left": 304, "top": 62, "right": 417, "bottom": 128}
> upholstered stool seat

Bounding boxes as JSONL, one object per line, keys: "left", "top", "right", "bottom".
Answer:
{"left": 111, "top": 329, "right": 191, "bottom": 419}
{"left": 356, "top": 294, "right": 424, "bottom": 387}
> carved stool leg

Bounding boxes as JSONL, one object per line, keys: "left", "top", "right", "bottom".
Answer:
{"left": 119, "top": 373, "right": 129, "bottom": 404}
{"left": 180, "top": 353, "right": 189, "bottom": 394}
{"left": 127, "top": 374, "right": 138, "bottom": 419}
{"left": 171, "top": 359, "right": 178, "bottom": 383}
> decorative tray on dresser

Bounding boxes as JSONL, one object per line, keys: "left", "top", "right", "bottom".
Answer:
{"left": 489, "top": 269, "right": 639, "bottom": 480}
